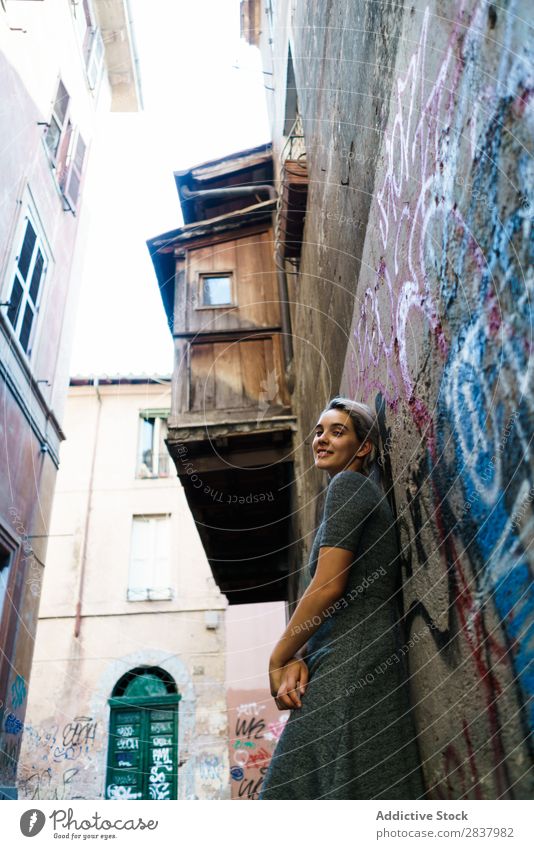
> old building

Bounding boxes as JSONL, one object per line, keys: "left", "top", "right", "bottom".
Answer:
{"left": 148, "top": 143, "right": 301, "bottom": 606}
{"left": 0, "top": 0, "right": 141, "bottom": 798}
{"left": 242, "top": 0, "right": 534, "bottom": 798}
{"left": 17, "top": 376, "right": 230, "bottom": 801}
{"left": 148, "top": 144, "right": 296, "bottom": 798}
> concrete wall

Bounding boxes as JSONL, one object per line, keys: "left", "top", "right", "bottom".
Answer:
{"left": 268, "top": 0, "right": 533, "bottom": 798}
{"left": 0, "top": 1, "right": 112, "bottom": 796}
{"left": 16, "top": 382, "right": 230, "bottom": 800}
{"left": 0, "top": 2, "right": 111, "bottom": 420}
{"left": 226, "top": 601, "right": 289, "bottom": 799}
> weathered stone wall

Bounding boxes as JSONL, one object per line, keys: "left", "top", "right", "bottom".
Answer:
{"left": 225, "top": 602, "right": 289, "bottom": 799}
{"left": 284, "top": 0, "right": 533, "bottom": 798}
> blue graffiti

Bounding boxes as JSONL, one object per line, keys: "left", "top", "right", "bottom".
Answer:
{"left": 435, "top": 69, "right": 534, "bottom": 731}
{"left": 230, "top": 766, "right": 244, "bottom": 781}
{"left": 10, "top": 674, "right": 27, "bottom": 709}
{"left": 4, "top": 712, "right": 23, "bottom": 735}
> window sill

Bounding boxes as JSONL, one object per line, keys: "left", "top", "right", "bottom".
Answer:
{"left": 127, "top": 589, "right": 174, "bottom": 602}
{"left": 194, "top": 303, "right": 237, "bottom": 310}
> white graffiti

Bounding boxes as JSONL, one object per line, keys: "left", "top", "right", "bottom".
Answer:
{"left": 148, "top": 764, "right": 172, "bottom": 800}
{"left": 106, "top": 784, "right": 142, "bottom": 800}
{"left": 236, "top": 702, "right": 265, "bottom": 718}
{"left": 152, "top": 746, "right": 173, "bottom": 765}
{"left": 116, "top": 737, "right": 138, "bottom": 750}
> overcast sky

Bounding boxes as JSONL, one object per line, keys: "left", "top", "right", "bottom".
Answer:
{"left": 69, "top": 0, "right": 270, "bottom": 377}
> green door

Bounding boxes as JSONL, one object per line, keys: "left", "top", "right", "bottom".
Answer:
{"left": 106, "top": 693, "right": 180, "bottom": 800}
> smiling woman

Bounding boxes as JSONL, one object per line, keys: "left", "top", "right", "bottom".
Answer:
{"left": 258, "top": 396, "right": 426, "bottom": 800}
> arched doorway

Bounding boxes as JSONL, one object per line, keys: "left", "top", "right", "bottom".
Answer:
{"left": 105, "top": 666, "right": 181, "bottom": 800}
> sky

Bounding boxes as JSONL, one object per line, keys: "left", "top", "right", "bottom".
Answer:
{"left": 69, "top": 0, "right": 271, "bottom": 377}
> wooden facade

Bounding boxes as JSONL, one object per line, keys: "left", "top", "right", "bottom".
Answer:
{"left": 148, "top": 146, "right": 298, "bottom": 604}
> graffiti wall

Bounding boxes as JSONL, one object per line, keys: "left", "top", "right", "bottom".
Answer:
{"left": 225, "top": 602, "right": 289, "bottom": 799}
{"left": 227, "top": 694, "right": 288, "bottom": 800}
{"left": 17, "top": 715, "right": 100, "bottom": 801}
{"left": 338, "top": 0, "right": 533, "bottom": 797}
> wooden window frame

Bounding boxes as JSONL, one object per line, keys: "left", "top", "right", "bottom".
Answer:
{"left": 196, "top": 271, "right": 236, "bottom": 310}
{"left": 106, "top": 693, "right": 181, "bottom": 801}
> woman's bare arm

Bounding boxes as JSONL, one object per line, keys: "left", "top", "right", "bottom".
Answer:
{"left": 269, "top": 545, "right": 355, "bottom": 668}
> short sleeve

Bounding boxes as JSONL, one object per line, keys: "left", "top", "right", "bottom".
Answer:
{"left": 319, "top": 471, "right": 382, "bottom": 553}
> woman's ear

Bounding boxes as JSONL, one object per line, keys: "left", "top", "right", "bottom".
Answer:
{"left": 356, "top": 439, "right": 373, "bottom": 458}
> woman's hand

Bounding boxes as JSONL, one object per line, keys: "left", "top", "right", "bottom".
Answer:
{"left": 269, "top": 656, "right": 309, "bottom": 710}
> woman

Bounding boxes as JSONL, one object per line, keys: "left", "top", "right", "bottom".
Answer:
{"left": 259, "top": 396, "right": 426, "bottom": 800}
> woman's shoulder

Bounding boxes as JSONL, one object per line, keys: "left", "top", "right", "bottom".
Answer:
{"left": 326, "top": 470, "right": 386, "bottom": 510}
{"left": 328, "top": 470, "right": 380, "bottom": 493}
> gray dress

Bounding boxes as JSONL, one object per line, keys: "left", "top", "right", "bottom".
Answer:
{"left": 259, "top": 470, "right": 426, "bottom": 800}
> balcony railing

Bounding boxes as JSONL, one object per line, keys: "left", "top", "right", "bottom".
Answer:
{"left": 275, "top": 111, "right": 308, "bottom": 264}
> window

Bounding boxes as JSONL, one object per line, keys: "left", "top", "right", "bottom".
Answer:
{"left": 128, "top": 515, "right": 172, "bottom": 601}
{"left": 44, "top": 80, "right": 70, "bottom": 163}
{"left": 62, "top": 130, "right": 87, "bottom": 213}
{"left": 86, "top": 27, "right": 105, "bottom": 90}
{"left": 106, "top": 667, "right": 180, "bottom": 801}
{"left": 6, "top": 210, "right": 49, "bottom": 355}
{"left": 72, "top": 0, "right": 105, "bottom": 91}
{"left": 0, "top": 546, "right": 12, "bottom": 633}
{"left": 137, "top": 413, "right": 169, "bottom": 478}
{"left": 199, "top": 273, "right": 234, "bottom": 307}
{"left": 43, "top": 79, "right": 87, "bottom": 213}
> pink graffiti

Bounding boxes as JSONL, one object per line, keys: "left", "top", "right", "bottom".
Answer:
{"left": 264, "top": 715, "right": 288, "bottom": 742}
{"left": 343, "top": 0, "right": 529, "bottom": 798}
{"left": 346, "top": 3, "right": 504, "bottom": 407}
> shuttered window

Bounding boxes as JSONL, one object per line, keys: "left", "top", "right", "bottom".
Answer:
{"left": 128, "top": 515, "right": 172, "bottom": 601}
{"left": 72, "top": 0, "right": 105, "bottom": 91}
{"left": 44, "top": 80, "right": 70, "bottom": 161}
{"left": 43, "top": 79, "right": 87, "bottom": 213}
{"left": 62, "top": 130, "right": 87, "bottom": 213}
{"left": 6, "top": 213, "right": 48, "bottom": 356}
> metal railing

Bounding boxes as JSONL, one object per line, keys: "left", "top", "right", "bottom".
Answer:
{"left": 274, "top": 110, "right": 307, "bottom": 270}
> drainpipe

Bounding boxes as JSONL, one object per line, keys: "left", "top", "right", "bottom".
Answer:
{"left": 74, "top": 377, "right": 102, "bottom": 639}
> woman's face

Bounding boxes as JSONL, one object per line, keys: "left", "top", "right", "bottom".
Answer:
{"left": 313, "top": 409, "right": 372, "bottom": 476}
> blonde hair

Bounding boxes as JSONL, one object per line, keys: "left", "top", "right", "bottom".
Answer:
{"left": 321, "top": 396, "right": 381, "bottom": 479}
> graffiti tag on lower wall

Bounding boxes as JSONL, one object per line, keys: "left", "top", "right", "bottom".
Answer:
{"left": 23, "top": 716, "right": 99, "bottom": 763}
{"left": 227, "top": 695, "right": 288, "bottom": 799}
